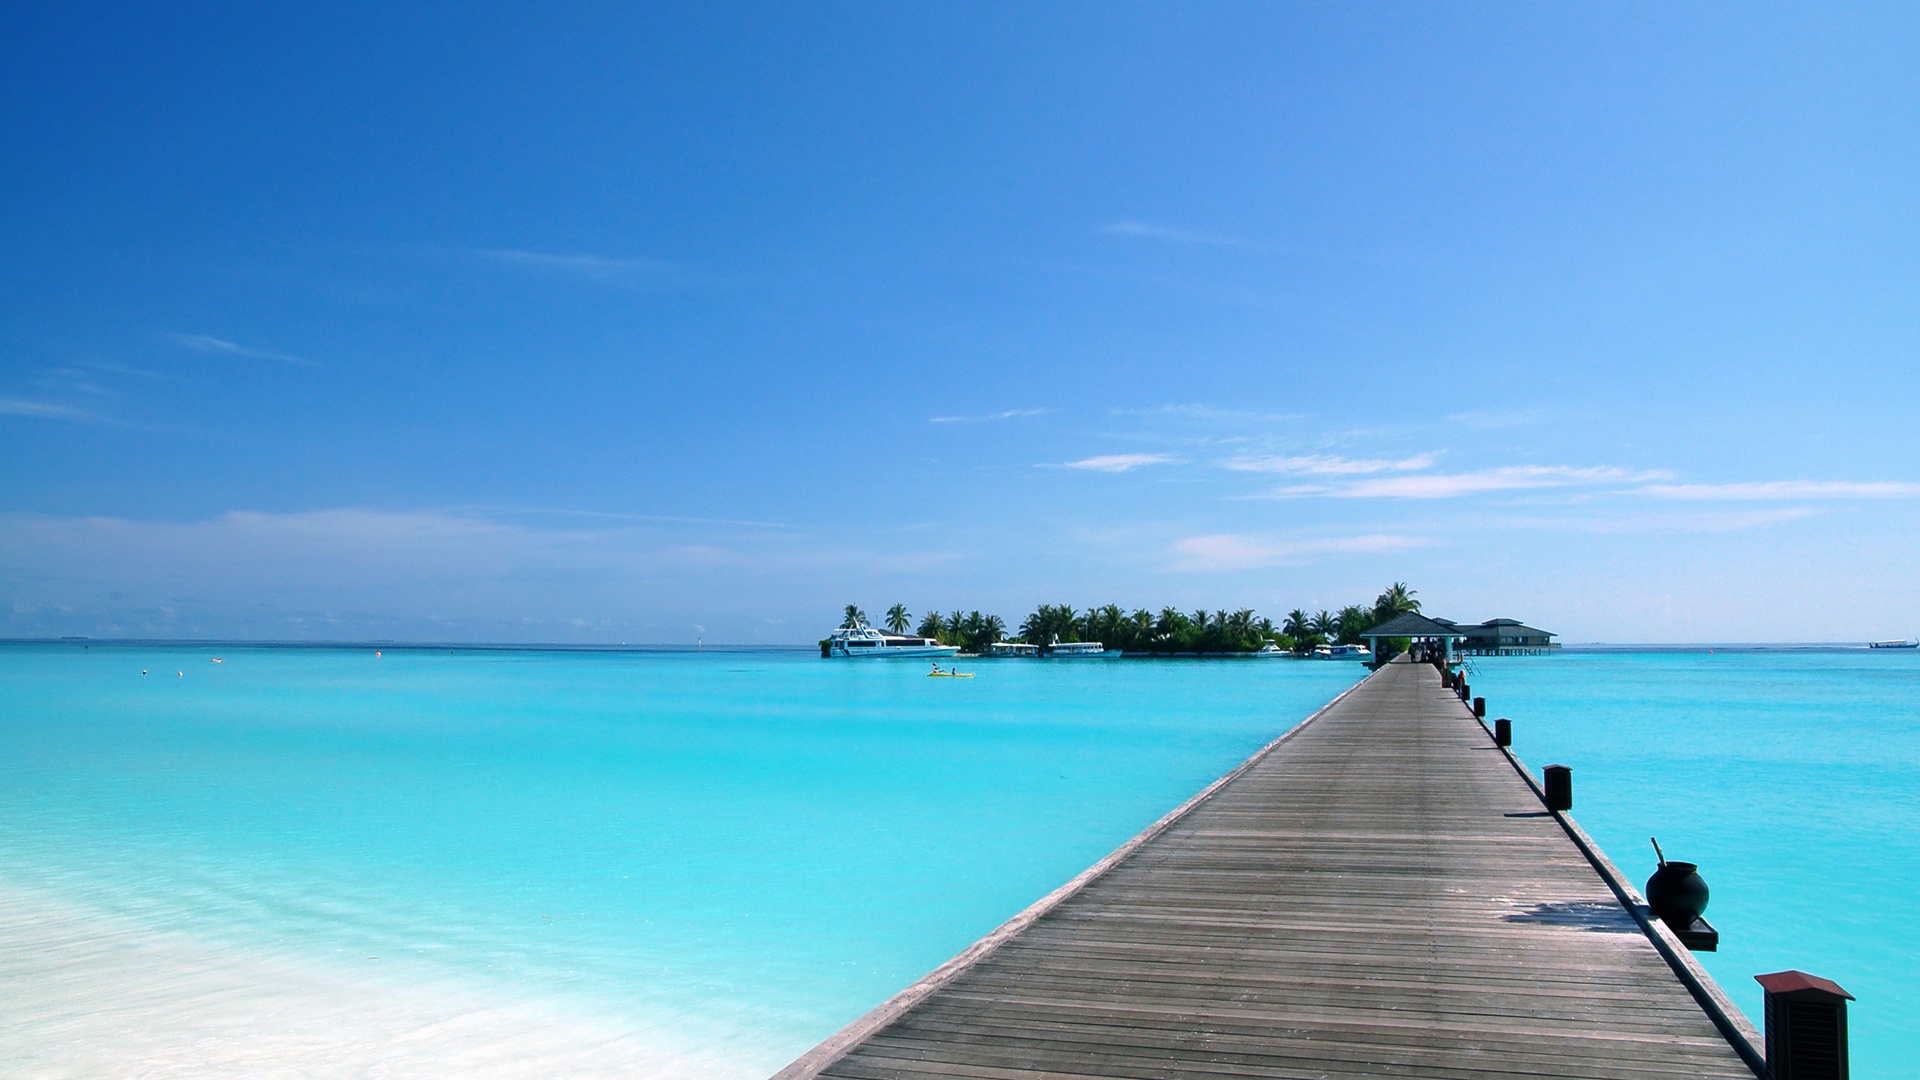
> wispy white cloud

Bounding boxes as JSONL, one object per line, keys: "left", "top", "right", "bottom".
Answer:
{"left": 77, "top": 360, "right": 164, "bottom": 380}
{"left": 1445, "top": 409, "right": 1552, "bottom": 429}
{"left": 41, "top": 367, "right": 120, "bottom": 398}
{"left": 1100, "top": 222, "right": 1362, "bottom": 265}
{"left": 473, "top": 248, "right": 681, "bottom": 277}
{"left": 1170, "top": 533, "right": 1432, "bottom": 572}
{"left": 1342, "top": 466, "right": 1665, "bottom": 499}
{"left": 0, "top": 507, "right": 973, "bottom": 642}
{"left": 1501, "top": 507, "right": 1824, "bottom": 535}
{"left": 1102, "top": 221, "right": 1252, "bottom": 249}
{"left": 175, "top": 335, "right": 315, "bottom": 367}
{"left": 494, "top": 506, "right": 794, "bottom": 530}
{"left": 1261, "top": 465, "right": 1668, "bottom": 500}
{"left": 1060, "top": 453, "right": 1175, "bottom": 473}
{"left": 1224, "top": 453, "right": 1436, "bottom": 476}
{"left": 929, "top": 407, "right": 1051, "bottom": 424}
{"left": 1108, "top": 403, "right": 1306, "bottom": 425}
{"left": 0, "top": 397, "right": 103, "bottom": 423}
{"left": 1638, "top": 480, "right": 1920, "bottom": 501}
{"left": 467, "top": 248, "right": 709, "bottom": 292}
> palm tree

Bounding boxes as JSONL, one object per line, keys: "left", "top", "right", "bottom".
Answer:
{"left": 1156, "top": 607, "right": 1184, "bottom": 636}
{"left": 1373, "top": 582, "right": 1420, "bottom": 621}
{"left": 959, "top": 611, "right": 985, "bottom": 652}
{"left": 841, "top": 604, "right": 868, "bottom": 629}
{"left": 884, "top": 603, "right": 911, "bottom": 634}
{"left": 1309, "top": 610, "right": 1337, "bottom": 641}
{"left": 917, "top": 611, "right": 943, "bottom": 639}
{"left": 1282, "top": 609, "right": 1311, "bottom": 642}
{"left": 981, "top": 613, "right": 1006, "bottom": 645}
{"left": 1019, "top": 605, "right": 1080, "bottom": 650}
{"left": 1336, "top": 604, "right": 1370, "bottom": 644}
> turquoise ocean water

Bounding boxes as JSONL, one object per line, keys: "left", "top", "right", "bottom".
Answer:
{"left": 0, "top": 645, "right": 1359, "bottom": 1076}
{"left": 1469, "top": 648, "right": 1920, "bottom": 1078}
{"left": 3, "top": 645, "right": 1912, "bottom": 1075}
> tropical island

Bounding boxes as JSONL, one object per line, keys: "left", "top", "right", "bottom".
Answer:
{"left": 824, "top": 583, "right": 1425, "bottom": 657}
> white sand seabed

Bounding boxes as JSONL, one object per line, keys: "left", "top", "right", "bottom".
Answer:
{"left": 0, "top": 884, "right": 773, "bottom": 1079}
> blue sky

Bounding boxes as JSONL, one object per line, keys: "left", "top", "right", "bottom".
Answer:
{"left": 3, "top": 2, "right": 1917, "bottom": 643}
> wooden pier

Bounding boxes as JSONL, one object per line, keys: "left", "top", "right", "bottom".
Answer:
{"left": 775, "top": 657, "right": 1763, "bottom": 1079}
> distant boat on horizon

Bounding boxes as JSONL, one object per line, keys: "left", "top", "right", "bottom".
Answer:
{"left": 1869, "top": 639, "right": 1918, "bottom": 650}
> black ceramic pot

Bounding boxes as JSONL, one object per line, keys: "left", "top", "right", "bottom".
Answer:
{"left": 1645, "top": 861, "right": 1710, "bottom": 931}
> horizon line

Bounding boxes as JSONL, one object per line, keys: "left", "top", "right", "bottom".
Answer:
{"left": 1, "top": 637, "right": 1906, "bottom": 652}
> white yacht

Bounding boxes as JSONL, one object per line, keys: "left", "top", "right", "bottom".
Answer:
{"left": 825, "top": 626, "right": 959, "bottom": 658}
{"left": 1312, "top": 643, "right": 1372, "bottom": 661}
{"left": 1047, "top": 640, "right": 1110, "bottom": 657}
{"left": 1255, "top": 643, "right": 1287, "bottom": 656}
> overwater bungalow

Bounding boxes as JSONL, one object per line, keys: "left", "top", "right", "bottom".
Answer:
{"left": 1360, "top": 613, "right": 1558, "bottom": 663}
{"left": 1459, "top": 617, "right": 1558, "bottom": 656}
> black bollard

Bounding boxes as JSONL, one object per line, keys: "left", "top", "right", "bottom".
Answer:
{"left": 1756, "top": 971, "right": 1853, "bottom": 1080}
{"left": 1543, "top": 764, "right": 1572, "bottom": 811}
{"left": 1473, "top": 696, "right": 1485, "bottom": 718}
{"left": 1494, "top": 718, "right": 1511, "bottom": 746}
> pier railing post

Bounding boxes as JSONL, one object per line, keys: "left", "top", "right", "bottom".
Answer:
{"left": 1472, "top": 696, "right": 1485, "bottom": 718}
{"left": 1543, "top": 765, "right": 1572, "bottom": 811}
{"left": 1756, "top": 971, "right": 1853, "bottom": 1080}
{"left": 1494, "top": 717, "right": 1511, "bottom": 746}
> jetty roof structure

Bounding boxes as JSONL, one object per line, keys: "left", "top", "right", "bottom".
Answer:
{"left": 776, "top": 658, "right": 1761, "bottom": 1080}
{"left": 1358, "top": 610, "right": 1469, "bottom": 641}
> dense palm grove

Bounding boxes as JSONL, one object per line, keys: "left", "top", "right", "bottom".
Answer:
{"left": 835, "top": 584, "right": 1422, "bottom": 656}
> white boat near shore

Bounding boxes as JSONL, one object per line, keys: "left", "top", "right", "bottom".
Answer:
{"left": 1047, "top": 640, "right": 1111, "bottom": 657}
{"left": 1312, "top": 643, "right": 1372, "bottom": 661}
{"left": 987, "top": 642, "right": 1039, "bottom": 657}
{"left": 825, "top": 626, "right": 959, "bottom": 658}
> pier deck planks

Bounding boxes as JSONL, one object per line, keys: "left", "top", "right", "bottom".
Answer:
{"left": 780, "top": 658, "right": 1756, "bottom": 1079}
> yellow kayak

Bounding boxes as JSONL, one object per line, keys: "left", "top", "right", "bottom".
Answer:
{"left": 927, "top": 671, "right": 974, "bottom": 678}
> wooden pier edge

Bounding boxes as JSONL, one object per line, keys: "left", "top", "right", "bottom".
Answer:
{"left": 1471, "top": 709, "right": 1768, "bottom": 1077}
{"left": 768, "top": 674, "right": 1376, "bottom": 1080}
